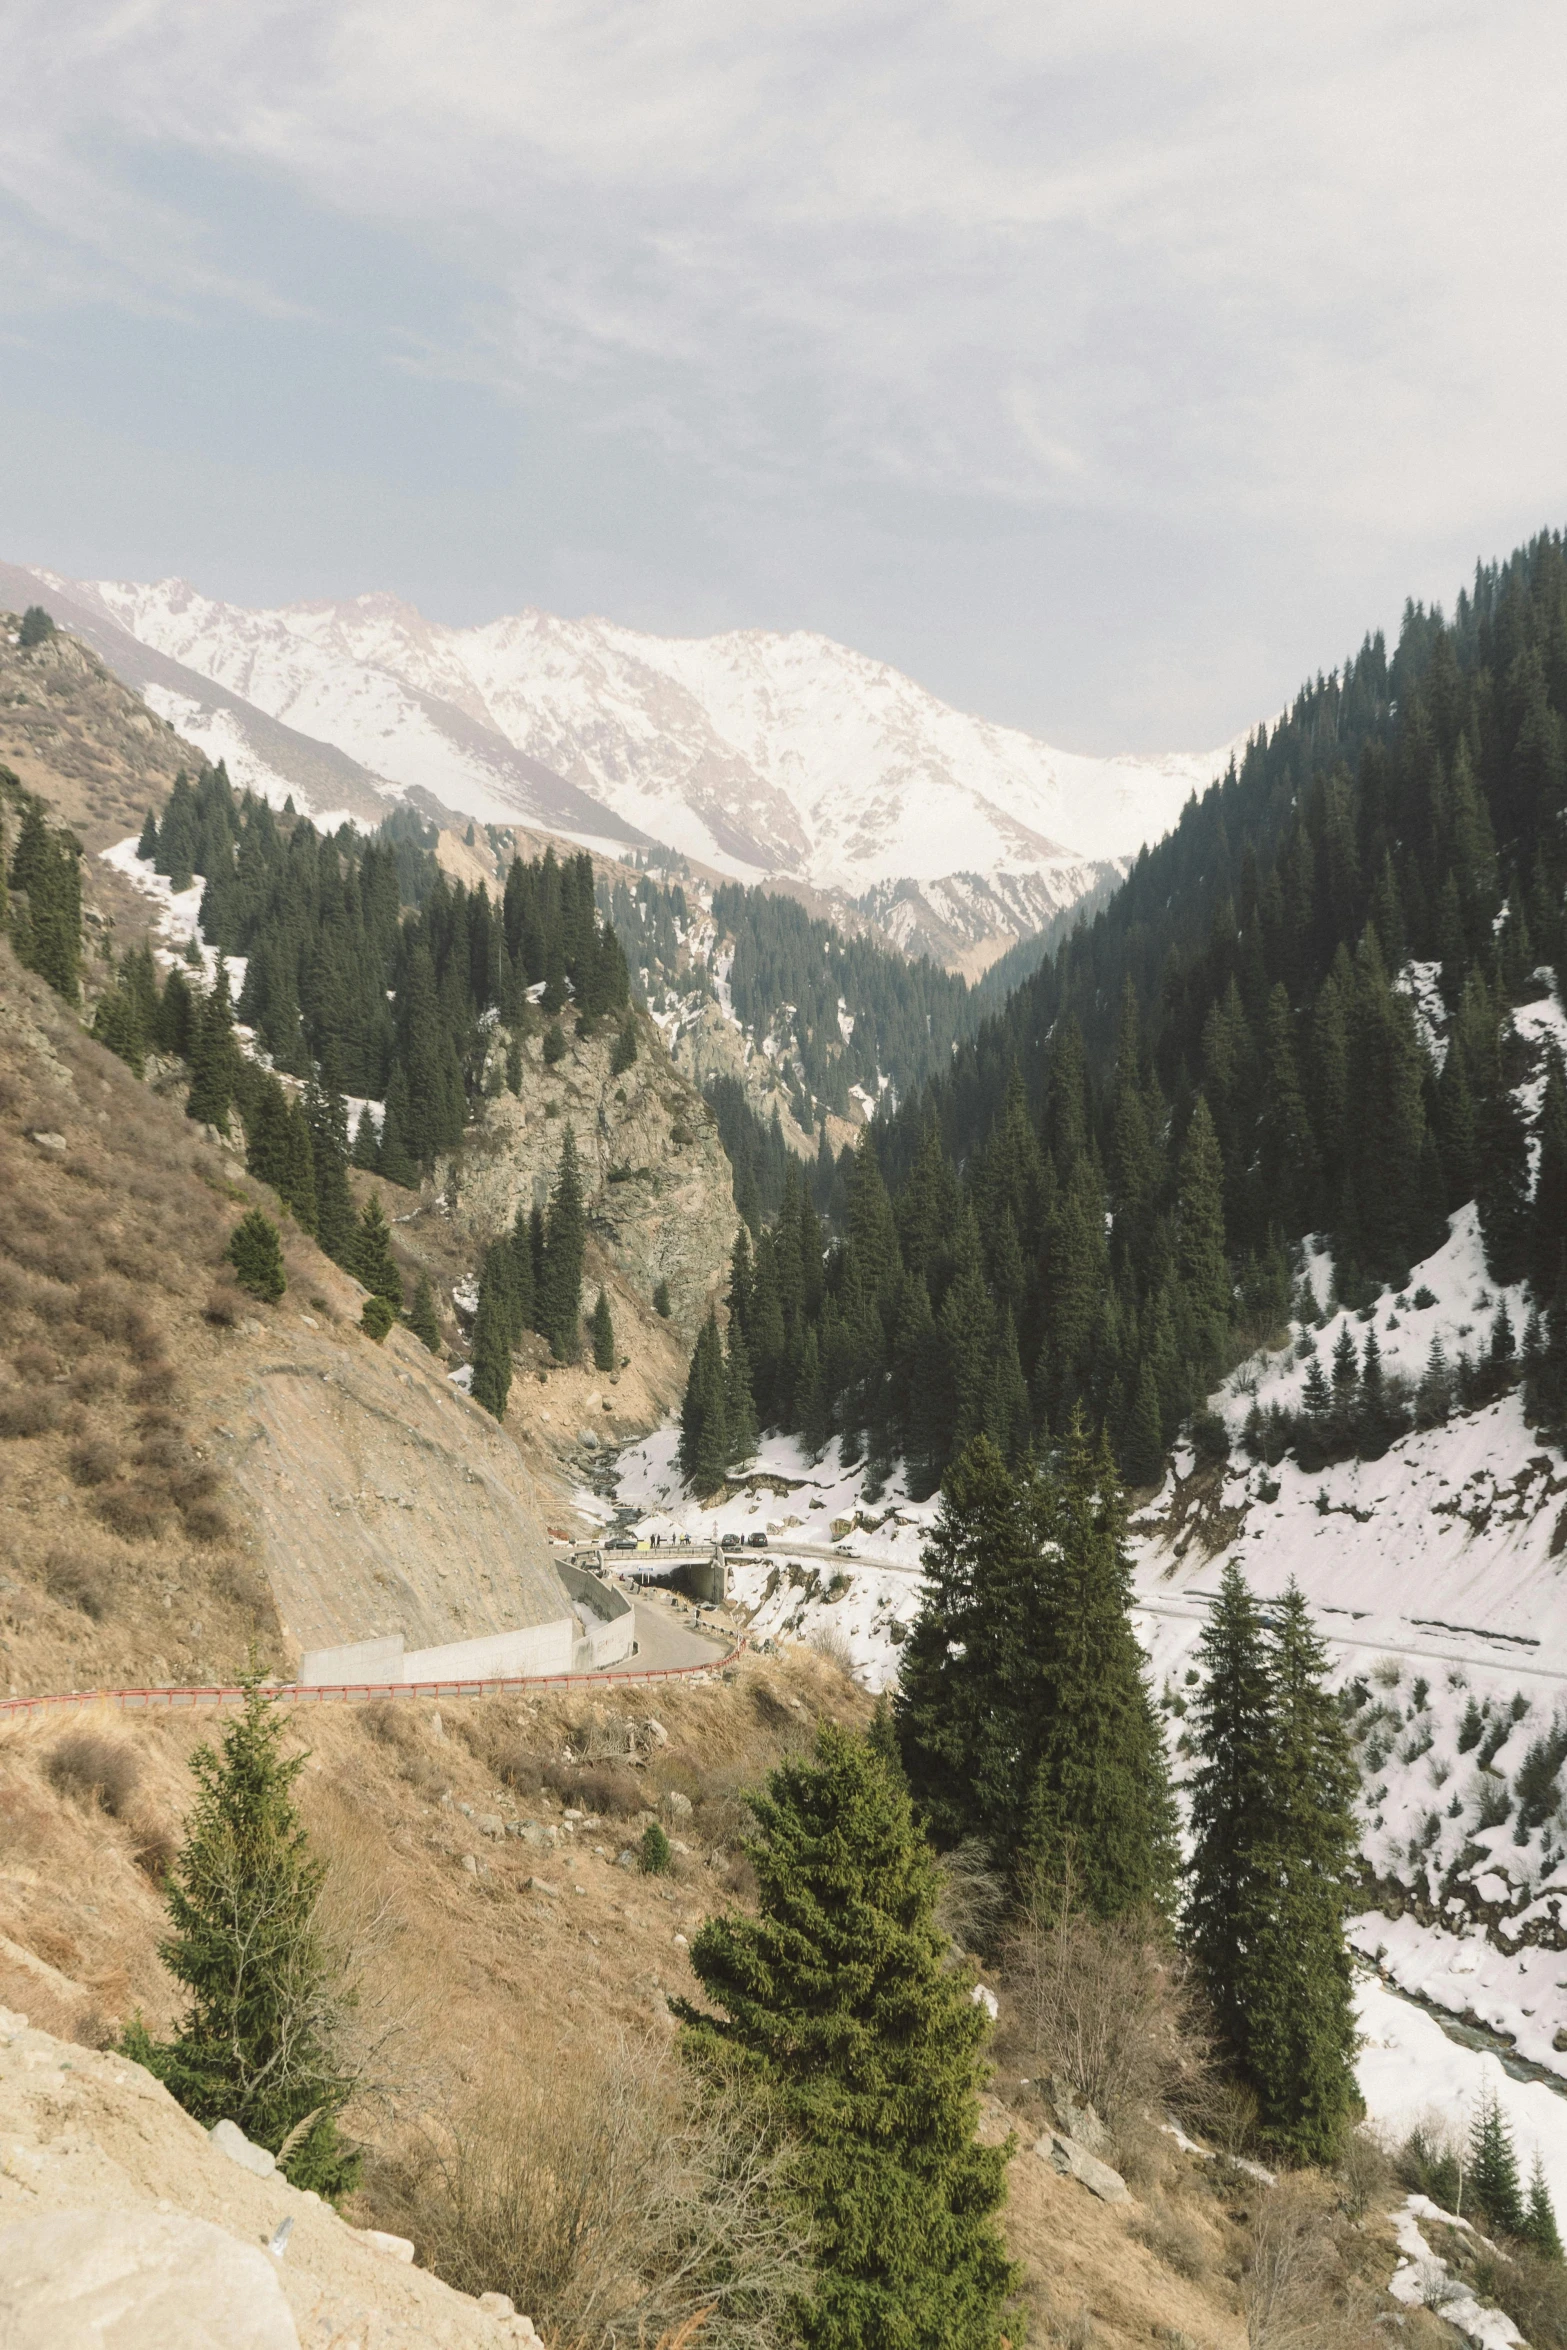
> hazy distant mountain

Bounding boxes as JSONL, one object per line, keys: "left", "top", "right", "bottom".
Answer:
{"left": 16, "top": 566, "right": 1234, "bottom": 966}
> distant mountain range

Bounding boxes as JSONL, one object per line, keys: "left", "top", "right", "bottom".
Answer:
{"left": 2, "top": 561, "right": 1236, "bottom": 968}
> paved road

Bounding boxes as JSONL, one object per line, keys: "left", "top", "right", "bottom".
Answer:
{"left": 599, "top": 1599, "right": 732, "bottom": 1673}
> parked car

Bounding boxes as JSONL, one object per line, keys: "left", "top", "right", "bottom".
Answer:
{"left": 720, "top": 1533, "right": 741, "bottom": 1550}
{"left": 746, "top": 1531, "right": 769, "bottom": 1548}
{"left": 605, "top": 1537, "right": 636, "bottom": 1553}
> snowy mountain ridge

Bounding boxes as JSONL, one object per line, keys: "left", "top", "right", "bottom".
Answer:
{"left": 30, "top": 567, "right": 1236, "bottom": 968}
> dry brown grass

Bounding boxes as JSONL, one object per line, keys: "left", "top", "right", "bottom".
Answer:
{"left": 367, "top": 2036, "right": 806, "bottom": 2350}
{"left": 1241, "top": 2176, "right": 1379, "bottom": 2348}
{"left": 0, "top": 943, "right": 288, "bottom": 1694}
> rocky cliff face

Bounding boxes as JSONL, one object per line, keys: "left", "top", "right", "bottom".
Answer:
{"left": 441, "top": 1004, "right": 738, "bottom": 1344}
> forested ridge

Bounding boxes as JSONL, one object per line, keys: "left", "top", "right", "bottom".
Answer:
{"left": 602, "top": 864, "right": 985, "bottom": 1123}
{"left": 681, "top": 529, "right": 1567, "bottom": 1499}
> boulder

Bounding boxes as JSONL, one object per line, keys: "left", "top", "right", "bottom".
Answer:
{"left": 1037, "top": 2131, "right": 1129, "bottom": 2204}
{"left": 0, "top": 2207, "right": 300, "bottom": 2348}
{"left": 208, "top": 2118, "right": 276, "bottom": 2178}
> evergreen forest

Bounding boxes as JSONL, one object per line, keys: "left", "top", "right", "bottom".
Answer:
{"left": 682, "top": 528, "right": 1567, "bottom": 1496}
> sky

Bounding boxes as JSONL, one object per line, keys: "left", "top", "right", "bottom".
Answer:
{"left": 3, "top": 1, "right": 1567, "bottom": 753}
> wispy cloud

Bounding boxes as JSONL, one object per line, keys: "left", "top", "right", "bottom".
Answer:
{"left": 4, "top": 1, "right": 1567, "bottom": 741}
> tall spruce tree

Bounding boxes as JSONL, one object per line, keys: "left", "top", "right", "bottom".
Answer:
{"left": 469, "top": 1261, "right": 514, "bottom": 1421}
{"left": 1233, "top": 1585, "right": 1362, "bottom": 2161}
{"left": 351, "top": 1196, "right": 401, "bottom": 1306}
{"left": 186, "top": 967, "right": 240, "bottom": 1132}
{"left": 1021, "top": 1415, "right": 1177, "bottom": 1920}
{"left": 678, "top": 1312, "right": 730, "bottom": 1495}
{"left": 406, "top": 1268, "right": 442, "bottom": 1354}
{"left": 121, "top": 1684, "right": 359, "bottom": 2197}
{"left": 680, "top": 1723, "right": 1016, "bottom": 2350}
{"left": 1469, "top": 2083, "right": 1525, "bottom": 2238}
{"left": 537, "top": 1128, "right": 586, "bottom": 1361}
{"left": 1185, "top": 1563, "right": 1276, "bottom": 2062}
{"left": 589, "top": 1286, "right": 616, "bottom": 1372}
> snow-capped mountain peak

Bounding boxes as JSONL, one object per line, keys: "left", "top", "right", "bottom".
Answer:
{"left": 27, "top": 564, "right": 1239, "bottom": 966}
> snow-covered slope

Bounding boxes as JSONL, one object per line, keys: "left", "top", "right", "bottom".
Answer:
{"left": 28, "top": 567, "right": 1234, "bottom": 965}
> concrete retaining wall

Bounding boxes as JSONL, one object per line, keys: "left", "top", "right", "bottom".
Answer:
{"left": 301, "top": 1614, "right": 574, "bottom": 1688}
{"left": 557, "top": 1562, "right": 636, "bottom": 1670}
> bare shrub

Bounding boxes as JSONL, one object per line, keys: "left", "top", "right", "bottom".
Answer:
{"left": 43, "top": 1547, "right": 115, "bottom": 1619}
{"left": 494, "top": 1743, "right": 544, "bottom": 1798}
{"left": 68, "top": 1435, "right": 119, "bottom": 1487}
{"left": 1001, "top": 1888, "right": 1204, "bottom": 2147}
{"left": 204, "top": 1283, "right": 239, "bottom": 1327}
{"left": 129, "top": 1363, "right": 179, "bottom": 1405}
{"left": 181, "top": 1499, "right": 232, "bottom": 1545}
{"left": 92, "top": 1482, "right": 167, "bottom": 1541}
{"left": 46, "top": 1730, "right": 141, "bottom": 1817}
{"left": 74, "top": 1277, "right": 140, "bottom": 1346}
{"left": 12, "top": 1341, "right": 61, "bottom": 1381}
{"left": 1335, "top": 2123, "right": 1396, "bottom": 2221}
{"left": 572, "top": 1762, "right": 644, "bottom": 1817}
{"left": 211, "top": 1556, "right": 272, "bottom": 1618}
{"left": 0, "top": 1387, "right": 60, "bottom": 1438}
{"left": 1242, "top": 2178, "right": 1371, "bottom": 2350}
{"left": 934, "top": 1838, "right": 1007, "bottom": 1957}
{"left": 369, "top": 2037, "right": 806, "bottom": 2350}
{"left": 66, "top": 1354, "right": 119, "bottom": 1401}
{"left": 806, "top": 1618, "right": 854, "bottom": 1676}
{"left": 1130, "top": 2202, "right": 1209, "bottom": 2281}
{"left": 130, "top": 1817, "right": 177, "bottom": 1882}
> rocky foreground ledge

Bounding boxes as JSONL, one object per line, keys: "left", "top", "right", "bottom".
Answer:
{"left": 0, "top": 2005, "right": 539, "bottom": 2349}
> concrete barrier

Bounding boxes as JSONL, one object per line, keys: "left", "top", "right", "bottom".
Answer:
{"left": 301, "top": 1615, "right": 575, "bottom": 1688}
{"left": 556, "top": 1562, "right": 636, "bottom": 1670}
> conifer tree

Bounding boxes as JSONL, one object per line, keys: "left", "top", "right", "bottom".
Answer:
{"left": 122, "top": 1683, "right": 359, "bottom": 2196}
{"left": 1186, "top": 1563, "right": 1275, "bottom": 2061}
{"left": 590, "top": 1286, "right": 616, "bottom": 1372}
{"left": 1121, "top": 1357, "right": 1165, "bottom": 1489}
{"left": 1525, "top": 2152, "right": 1563, "bottom": 2261}
{"left": 1469, "top": 2083, "right": 1525, "bottom": 2238}
{"left": 91, "top": 979, "right": 146, "bottom": 1076}
{"left": 678, "top": 1312, "right": 729, "bottom": 1495}
{"left": 137, "top": 807, "right": 159, "bottom": 861}
{"left": 227, "top": 1208, "right": 286, "bottom": 1303}
{"left": 680, "top": 1723, "right": 1016, "bottom": 2350}
{"left": 724, "top": 1318, "right": 758, "bottom": 1465}
{"left": 1234, "top": 1585, "right": 1362, "bottom": 2162}
{"left": 1021, "top": 1416, "right": 1177, "bottom": 1920}
{"left": 378, "top": 1068, "right": 418, "bottom": 1189}
{"left": 186, "top": 968, "right": 240, "bottom": 1132}
{"left": 537, "top": 1128, "right": 586, "bottom": 1361}
{"left": 469, "top": 1263, "right": 514, "bottom": 1420}
{"left": 507, "top": 1203, "right": 536, "bottom": 1335}
{"left": 1176, "top": 1096, "right": 1231, "bottom": 1369}
{"left": 406, "top": 1269, "right": 442, "bottom": 1354}
{"left": 351, "top": 1196, "right": 401, "bottom": 1307}
{"left": 351, "top": 1107, "right": 379, "bottom": 1168}
{"left": 304, "top": 1077, "right": 356, "bottom": 1268}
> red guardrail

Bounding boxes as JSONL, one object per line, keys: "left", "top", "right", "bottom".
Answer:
{"left": 0, "top": 1641, "right": 747, "bottom": 1724}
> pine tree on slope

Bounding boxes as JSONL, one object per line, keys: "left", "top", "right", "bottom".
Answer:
{"left": 680, "top": 1723, "right": 1016, "bottom": 2350}
{"left": 537, "top": 1127, "right": 586, "bottom": 1361}
{"left": 1186, "top": 1562, "right": 1276, "bottom": 2064}
{"left": 406, "top": 1269, "right": 442, "bottom": 1355}
{"left": 1233, "top": 1584, "right": 1362, "bottom": 2162}
{"left": 121, "top": 1684, "right": 359, "bottom": 2197}
{"left": 469, "top": 1263, "right": 513, "bottom": 1421}
{"left": 351, "top": 1196, "right": 401, "bottom": 1307}
{"left": 1469, "top": 2083, "right": 1525, "bottom": 2239}
{"left": 1022, "top": 1415, "right": 1177, "bottom": 1921}
{"left": 589, "top": 1286, "right": 616, "bottom": 1373}
{"left": 1524, "top": 2152, "right": 1564, "bottom": 2261}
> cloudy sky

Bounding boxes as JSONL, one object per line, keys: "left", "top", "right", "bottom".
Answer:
{"left": 3, "top": 1, "right": 1566, "bottom": 750}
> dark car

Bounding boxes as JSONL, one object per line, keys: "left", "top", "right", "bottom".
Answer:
{"left": 605, "top": 1537, "right": 637, "bottom": 1553}
{"left": 746, "top": 1531, "right": 769, "bottom": 1548}
{"left": 719, "top": 1533, "right": 741, "bottom": 1550}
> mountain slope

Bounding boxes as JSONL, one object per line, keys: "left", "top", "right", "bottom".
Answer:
{"left": 10, "top": 565, "right": 1234, "bottom": 967}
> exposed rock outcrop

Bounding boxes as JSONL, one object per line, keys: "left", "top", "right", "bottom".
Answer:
{"left": 0, "top": 2006, "right": 539, "bottom": 2347}
{"left": 440, "top": 1004, "right": 737, "bottom": 1342}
